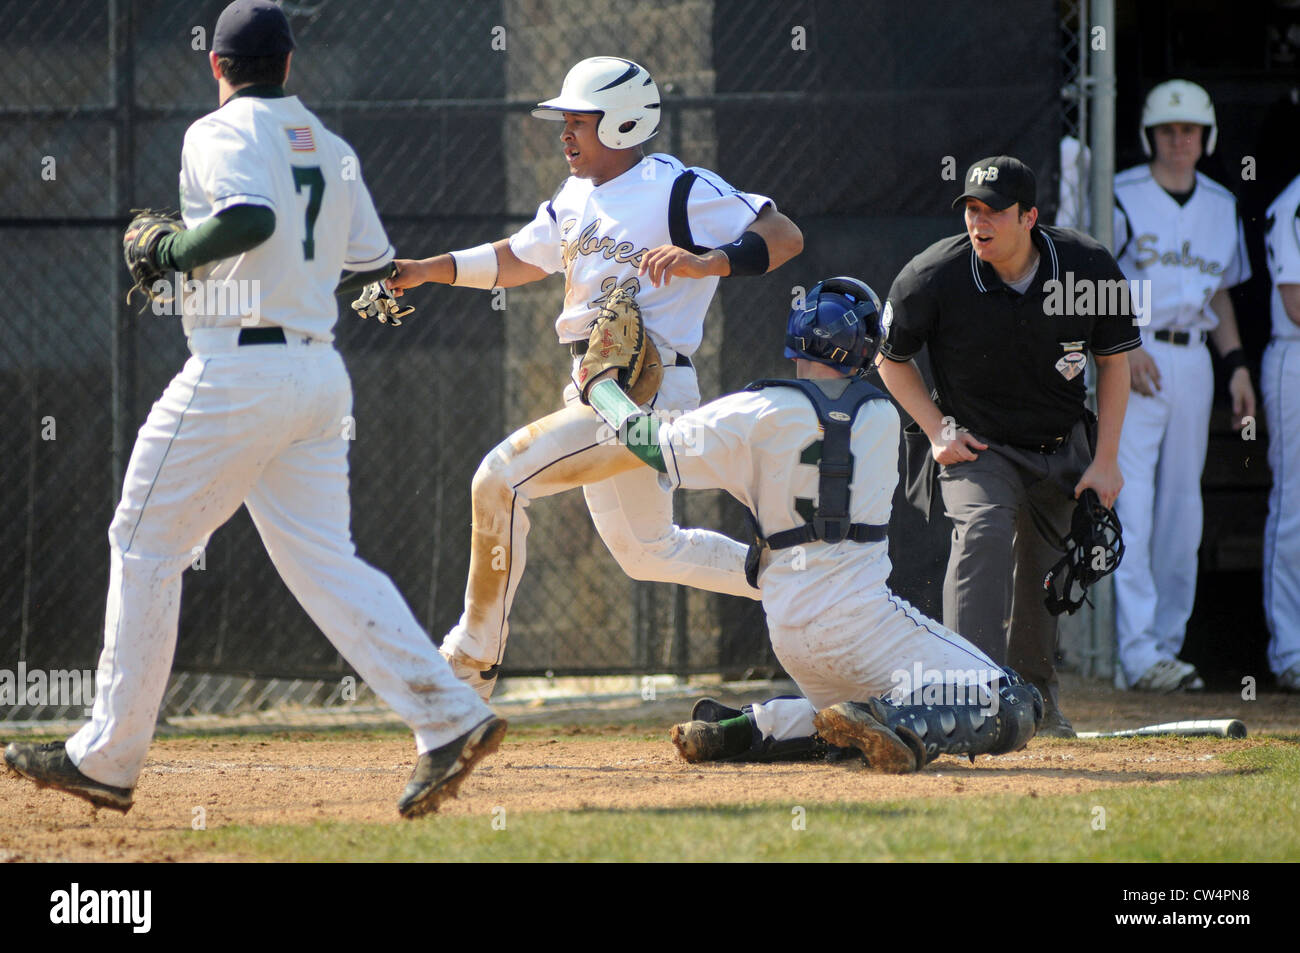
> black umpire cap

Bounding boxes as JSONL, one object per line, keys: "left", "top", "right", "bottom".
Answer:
{"left": 952, "top": 156, "right": 1037, "bottom": 211}
{"left": 213, "top": 0, "right": 296, "bottom": 57}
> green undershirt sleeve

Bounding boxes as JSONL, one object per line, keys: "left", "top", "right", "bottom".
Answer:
{"left": 622, "top": 413, "right": 666, "bottom": 472}
{"left": 588, "top": 377, "right": 666, "bottom": 472}
{"left": 155, "top": 204, "right": 277, "bottom": 272}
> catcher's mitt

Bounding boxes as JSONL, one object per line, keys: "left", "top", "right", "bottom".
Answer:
{"left": 576, "top": 289, "right": 663, "bottom": 405}
{"left": 351, "top": 264, "right": 414, "bottom": 326}
{"left": 123, "top": 209, "right": 185, "bottom": 306}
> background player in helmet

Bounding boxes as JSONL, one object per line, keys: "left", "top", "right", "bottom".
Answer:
{"left": 385, "top": 57, "right": 803, "bottom": 700}
{"left": 582, "top": 278, "right": 1042, "bottom": 772}
{"left": 1112, "top": 80, "right": 1255, "bottom": 693}
{"left": 3, "top": 0, "right": 503, "bottom": 819}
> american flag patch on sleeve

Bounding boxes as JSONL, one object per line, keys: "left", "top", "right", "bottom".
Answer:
{"left": 285, "top": 127, "right": 316, "bottom": 152}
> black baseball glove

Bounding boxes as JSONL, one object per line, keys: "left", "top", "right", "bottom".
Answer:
{"left": 122, "top": 209, "right": 185, "bottom": 306}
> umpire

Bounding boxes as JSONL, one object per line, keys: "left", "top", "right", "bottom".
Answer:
{"left": 876, "top": 156, "right": 1138, "bottom": 737}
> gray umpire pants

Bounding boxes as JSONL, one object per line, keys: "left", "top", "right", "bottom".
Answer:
{"left": 936, "top": 418, "right": 1092, "bottom": 710}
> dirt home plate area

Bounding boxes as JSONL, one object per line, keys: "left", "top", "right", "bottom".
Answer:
{"left": 2, "top": 674, "right": 1296, "bottom": 862}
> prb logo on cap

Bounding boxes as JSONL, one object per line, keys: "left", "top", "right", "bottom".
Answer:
{"left": 952, "top": 156, "right": 1036, "bottom": 212}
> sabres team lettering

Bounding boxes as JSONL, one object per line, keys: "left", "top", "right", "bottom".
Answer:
{"left": 561, "top": 218, "right": 648, "bottom": 269}
{"left": 1133, "top": 234, "right": 1224, "bottom": 276}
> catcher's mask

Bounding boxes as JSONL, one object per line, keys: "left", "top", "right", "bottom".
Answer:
{"left": 1043, "top": 489, "right": 1125, "bottom": 616}
{"left": 785, "top": 276, "right": 883, "bottom": 378}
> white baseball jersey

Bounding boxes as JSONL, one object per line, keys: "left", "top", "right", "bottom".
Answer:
{"left": 1265, "top": 174, "right": 1300, "bottom": 341}
{"left": 508, "top": 153, "right": 771, "bottom": 355}
{"left": 65, "top": 87, "right": 489, "bottom": 790}
{"left": 1262, "top": 174, "right": 1300, "bottom": 678}
{"left": 657, "top": 382, "right": 900, "bottom": 629}
{"left": 1113, "top": 166, "right": 1249, "bottom": 333}
{"left": 178, "top": 93, "right": 393, "bottom": 340}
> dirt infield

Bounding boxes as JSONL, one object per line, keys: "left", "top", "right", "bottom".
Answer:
{"left": 2, "top": 674, "right": 1296, "bottom": 862}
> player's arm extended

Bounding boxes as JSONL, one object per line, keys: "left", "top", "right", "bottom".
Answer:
{"left": 586, "top": 373, "right": 666, "bottom": 472}
{"left": 155, "top": 204, "right": 275, "bottom": 271}
{"left": 388, "top": 239, "right": 547, "bottom": 293}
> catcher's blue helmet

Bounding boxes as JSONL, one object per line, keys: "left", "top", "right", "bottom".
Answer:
{"left": 784, "top": 277, "right": 884, "bottom": 377}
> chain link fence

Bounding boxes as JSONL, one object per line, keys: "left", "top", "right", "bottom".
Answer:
{"left": 2, "top": 0, "right": 1069, "bottom": 717}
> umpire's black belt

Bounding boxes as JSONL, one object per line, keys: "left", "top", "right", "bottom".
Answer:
{"left": 1151, "top": 328, "right": 1206, "bottom": 347}
{"left": 569, "top": 339, "right": 692, "bottom": 367}
{"left": 238, "top": 327, "right": 287, "bottom": 346}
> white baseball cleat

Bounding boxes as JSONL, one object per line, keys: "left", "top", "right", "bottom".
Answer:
{"left": 1132, "top": 658, "right": 1205, "bottom": 693}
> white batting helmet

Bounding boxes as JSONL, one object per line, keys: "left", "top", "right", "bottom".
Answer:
{"left": 1141, "top": 79, "right": 1217, "bottom": 156}
{"left": 532, "top": 57, "right": 661, "bottom": 150}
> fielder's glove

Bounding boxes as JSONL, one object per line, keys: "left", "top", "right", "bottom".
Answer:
{"left": 575, "top": 288, "right": 664, "bottom": 405}
{"left": 122, "top": 209, "right": 185, "bottom": 306}
{"left": 351, "top": 265, "right": 414, "bottom": 326}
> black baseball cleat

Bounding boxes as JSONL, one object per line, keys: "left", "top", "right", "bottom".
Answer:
{"left": 812, "top": 701, "right": 919, "bottom": 774}
{"left": 4, "top": 741, "right": 134, "bottom": 813}
{"left": 397, "top": 715, "right": 507, "bottom": 819}
{"left": 690, "top": 697, "right": 744, "bottom": 723}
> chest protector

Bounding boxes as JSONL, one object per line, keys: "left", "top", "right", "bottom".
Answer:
{"left": 741, "top": 378, "right": 891, "bottom": 588}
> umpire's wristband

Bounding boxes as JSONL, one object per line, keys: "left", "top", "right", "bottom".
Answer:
{"left": 715, "top": 230, "right": 769, "bottom": 277}
{"left": 1222, "top": 348, "right": 1248, "bottom": 375}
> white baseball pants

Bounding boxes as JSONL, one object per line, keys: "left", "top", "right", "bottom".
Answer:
{"left": 752, "top": 588, "right": 1001, "bottom": 742}
{"left": 1114, "top": 338, "right": 1214, "bottom": 685}
{"left": 67, "top": 332, "right": 490, "bottom": 789}
{"left": 441, "top": 361, "right": 757, "bottom": 682}
{"left": 1262, "top": 339, "right": 1300, "bottom": 677}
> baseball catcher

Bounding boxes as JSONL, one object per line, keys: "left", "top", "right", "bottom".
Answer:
{"left": 585, "top": 277, "right": 1043, "bottom": 772}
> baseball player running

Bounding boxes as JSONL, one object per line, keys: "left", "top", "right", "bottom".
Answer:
{"left": 3, "top": 0, "right": 503, "bottom": 818}
{"left": 579, "top": 278, "right": 1042, "bottom": 770}
{"left": 1112, "top": 80, "right": 1255, "bottom": 692}
{"left": 1263, "top": 172, "right": 1300, "bottom": 692}
{"left": 386, "top": 57, "right": 803, "bottom": 700}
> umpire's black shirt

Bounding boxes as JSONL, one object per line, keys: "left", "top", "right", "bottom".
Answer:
{"left": 880, "top": 225, "right": 1140, "bottom": 448}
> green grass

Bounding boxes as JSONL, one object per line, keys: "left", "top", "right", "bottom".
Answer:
{"left": 177, "top": 743, "right": 1300, "bottom": 862}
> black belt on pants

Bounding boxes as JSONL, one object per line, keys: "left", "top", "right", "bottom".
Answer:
{"left": 1152, "top": 329, "right": 1206, "bottom": 346}
{"left": 569, "top": 339, "right": 691, "bottom": 367}
{"left": 239, "top": 327, "right": 287, "bottom": 346}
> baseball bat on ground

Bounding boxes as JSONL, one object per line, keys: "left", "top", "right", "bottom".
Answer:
{"left": 1076, "top": 719, "right": 1247, "bottom": 739}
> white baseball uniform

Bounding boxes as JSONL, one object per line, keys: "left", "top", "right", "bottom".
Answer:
{"left": 1263, "top": 175, "right": 1300, "bottom": 681}
{"left": 657, "top": 379, "right": 1001, "bottom": 742}
{"left": 1111, "top": 166, "right": 1250, "bottom": 685}
{"left": 441, "top": 154, "right": 773, "bottom": 690}
{"left": 65, "top": 89, "right": 490, "bottom": 789}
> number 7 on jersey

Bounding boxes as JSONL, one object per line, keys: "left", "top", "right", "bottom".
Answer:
{"left": 292, "top": 165, "right": 324, "bottom": 260}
